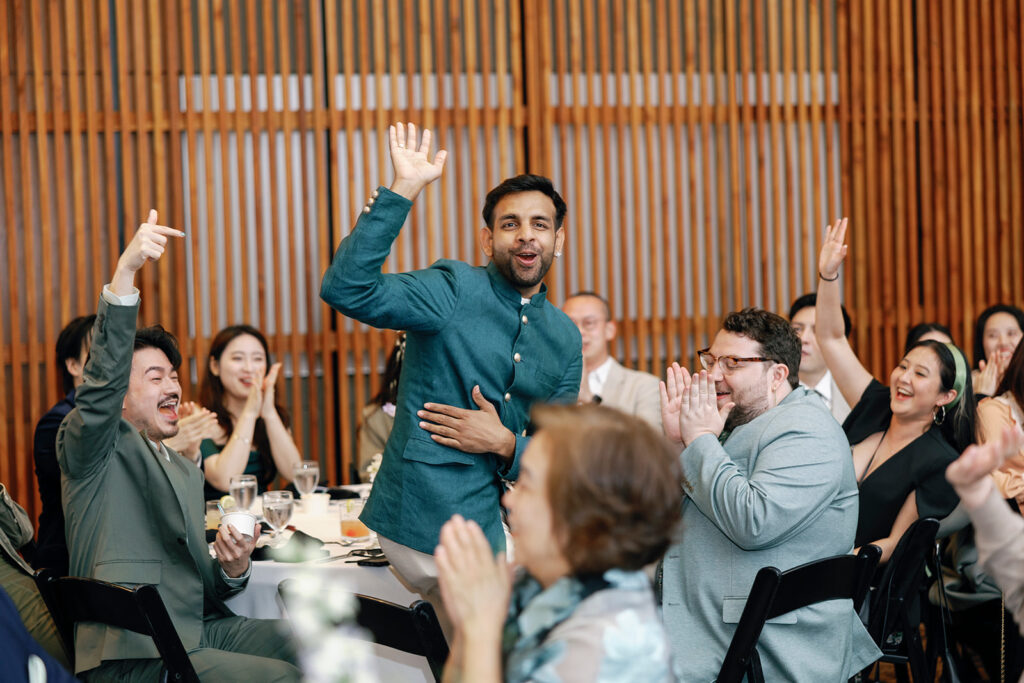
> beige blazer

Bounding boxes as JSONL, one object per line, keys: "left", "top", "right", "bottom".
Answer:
{"left": 598, "top": 359, "right": 663, "bottom": 432}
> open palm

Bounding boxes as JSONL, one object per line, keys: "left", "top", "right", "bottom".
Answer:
{"left": 818, "top": 217, "right": 849, "bottom": 279}
{"left": 390, "top": 122, "right": 447, "bottom": 187}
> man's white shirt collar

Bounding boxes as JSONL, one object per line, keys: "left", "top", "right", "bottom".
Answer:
{"left": 801, "top": 370, "right": 834, "bottom": 409}
{"left": 587, "top": 357, "right": 615, "bottom": 398}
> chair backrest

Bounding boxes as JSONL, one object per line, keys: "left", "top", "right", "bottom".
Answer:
{"left": 34, "top": 569, "right": 198, "bottom": 683}
{"left": 354, "top": 594, "right": 449, "bottom": 682}
{"left": 277, "top": 580, "right": 449, "bottom": 683}
{"left": 716, "top": 545, "right": 883, "bottom": 683}
{"left": 867, "top": 517, "right": 940, "bottom": 645}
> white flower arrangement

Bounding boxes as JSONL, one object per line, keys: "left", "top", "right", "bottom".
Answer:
{"left": 281, "top": 570, "right": 378, "bottom": 683}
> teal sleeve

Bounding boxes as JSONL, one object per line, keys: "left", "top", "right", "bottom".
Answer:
{"left": 320, "top": 187, "right": 459, "bottom": 333}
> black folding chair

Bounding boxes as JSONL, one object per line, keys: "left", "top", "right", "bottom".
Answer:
{"left": 278, "top": 580, "right": 449, "bottom": 682}
{"left": 34, "top": 568, "right": 198, "bottom": 683}
{"left": 865, "top": 517, "right": 941, "bottom": 683}
{"left": 716, "top": 545, "right": 882, "bottom": 683}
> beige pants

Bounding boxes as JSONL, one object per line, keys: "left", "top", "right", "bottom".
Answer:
{"left": 377, "top": 535, "right": 454, "bottom": 642}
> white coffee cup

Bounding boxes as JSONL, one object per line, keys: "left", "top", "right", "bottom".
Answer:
{"left": 221, "top": 511, "right": 257, "bottom": 540}
{"left": 305, "top": 492, "right": 330, "bottom": 515}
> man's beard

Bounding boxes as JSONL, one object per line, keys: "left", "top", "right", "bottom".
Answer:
{"left": 723, "top": 392, "right": 771, "bottom": 432}
{"left": 493, "top": 248, "right": 554, "bottom": 290}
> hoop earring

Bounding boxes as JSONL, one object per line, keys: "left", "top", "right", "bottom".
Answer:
{"left": 933, "top": 405, "right": 947, "bottom": 425}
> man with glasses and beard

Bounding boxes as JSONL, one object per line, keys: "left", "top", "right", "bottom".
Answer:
{"left": 320, "top": 123, "right": 582, "bottom": 634}
{"left": 658, "top": 308, "right": 879, "bottom": 681}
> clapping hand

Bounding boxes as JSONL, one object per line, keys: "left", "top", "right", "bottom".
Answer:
{"left": 388, "top": 122, "right": 448, "bottom": 201}
{"left": 679, "top": 369, "right": 734, "bottom": 447}
{"left": 164, "top": 402, "right": 219, "bottom": 461}
{"left": 947, "top": 425, "right": 1024, "bottom": 510}
{"left": 435, "top": 515, "right": 512, "bottom": 637}
{"left": 660, "top": 363, "right": 688, "bottom": 444}
{"left": 818, "top": 217, "right": 849, "bottom": 281}
{"left": 260, "top": 362, "right": 282, "bottom": 419}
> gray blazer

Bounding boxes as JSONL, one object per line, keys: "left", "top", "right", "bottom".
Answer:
{"left": 661, "top": 387, "right": 880, "bottom": 681}
{"left": 599, "top": 359, "right": 662, "bottom": 431}
{"left": 57, "top": 298, "right": 242, "bottom": 673}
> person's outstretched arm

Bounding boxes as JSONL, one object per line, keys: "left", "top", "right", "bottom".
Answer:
{"left": 816, "top": 217, "right": 874, "bottom": 409}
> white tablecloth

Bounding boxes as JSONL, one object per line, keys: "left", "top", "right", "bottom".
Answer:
{"left": 225, "top": 497, "right": 434, "bottom": 682}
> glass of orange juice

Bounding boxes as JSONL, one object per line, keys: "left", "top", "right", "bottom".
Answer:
{"left": 339, "top": 499, "right": 370, "bottom": 540}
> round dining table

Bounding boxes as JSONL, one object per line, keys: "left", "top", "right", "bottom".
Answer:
{"left": 224, "top": 490, "right": 434, "bottom": 682}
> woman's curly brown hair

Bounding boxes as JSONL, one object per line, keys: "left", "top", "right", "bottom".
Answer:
{"left": 532, "top": 403, "right": 686, "bottom": 574}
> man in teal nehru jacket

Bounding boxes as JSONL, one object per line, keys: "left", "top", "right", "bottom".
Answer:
{"left": 320, "top": 123, "right": 582, "bottom": 631}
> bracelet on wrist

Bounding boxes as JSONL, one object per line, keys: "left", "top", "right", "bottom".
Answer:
{"left": 231, "top": 433, "right": 252, "bottom": 446}
{"left": 819, "top": 271, "right": 840, "bottom": 282}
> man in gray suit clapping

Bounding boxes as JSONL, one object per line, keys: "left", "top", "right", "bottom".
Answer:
{"left": 658, "top": 308, "right": 879, "bottom": 681}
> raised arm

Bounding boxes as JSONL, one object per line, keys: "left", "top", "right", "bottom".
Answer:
{"left": 320, "top": 123, "right": 457, "bottom": 332}
{"left": 816, "top": 217, "right": 873, "bottom": 409}
{"left": 57, "top": 212, "right": 183, "bottom": 479}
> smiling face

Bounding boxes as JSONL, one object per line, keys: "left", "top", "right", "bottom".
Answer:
{"left": 706, "top": 330, "right": 781, "bottom": 430}
{"left": 562, "top": 295, "right": 615, "bottom": 368}
{"left": 123, "top": 347, "right": 181, "bottom": 440}
{"left": 982, "top": 312, "right": 1023, "bottom": 365}
{"left": 480, "top": 191, "right": 565, "bottom": 297}
{"left": 502, "top": 433, "right": 571, "bottom": 588}
{"left": 889, "top": 346, "right": 955, "bottom": 421}
{"left": 210, "top": 333, "right": 268, "bottom": 401}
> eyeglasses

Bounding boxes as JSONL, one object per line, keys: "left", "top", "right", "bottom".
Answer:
{"left": 697, "top": 348, "right": 773, "bottom": 373}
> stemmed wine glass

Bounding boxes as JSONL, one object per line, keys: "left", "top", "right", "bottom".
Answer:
{"left": 293, "top": 460, "right": 320, "bottom": 504}
{"left": 262, "top": 491, "right": 294, "bottom": 547}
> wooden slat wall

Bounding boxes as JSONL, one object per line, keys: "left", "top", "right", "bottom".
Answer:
{"left": 540, "top": 0, "right": 845, "bottom": 375}
{"left": 2, "top": 0, "right": 1023, "bottom": 522}
{"left": 838, "top": 0, "right": 1024, "bottom": 379}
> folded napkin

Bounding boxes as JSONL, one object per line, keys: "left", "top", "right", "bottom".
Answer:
{"left": 252, "top": 529, "right": 329, "bottom": 563}
{"left": 326, "top": 487, "right": 361, "bottom": 500}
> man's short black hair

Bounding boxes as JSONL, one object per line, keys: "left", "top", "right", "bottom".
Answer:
{"left": 567, "top": 291, "right": 612, "bottom": 320}
{"left": 57, "top": 315, "right": 97, "bottom": 393}
{"left": 482, "top": 174, "right": 567, "bottom": 229}
{"left": 723, "top": 308, "right": 802, "bottom": 389}
{"left": 134, "top": 325, "right": 182, "bottom": 370}
{"left": 788, "top": 292, "right": 852, "bottom": 338}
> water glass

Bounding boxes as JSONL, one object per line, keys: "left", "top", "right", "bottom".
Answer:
{"left": 262, "top": 490, "right": 294, "bottom": 545}
{"left": 229, "top": 474, "right": 258, "bottom": 511}
{"left": 293, "top": 460, "right": 320, "bottom": 498}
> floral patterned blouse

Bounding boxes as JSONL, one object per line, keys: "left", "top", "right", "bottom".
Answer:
{"left": 502, "top": 568, "right": 677, "bottom": 682}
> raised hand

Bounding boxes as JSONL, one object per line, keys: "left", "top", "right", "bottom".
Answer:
{"left": 388, "top": 122, "right": 448, "bottom": 201}
{"left": 679, "top": 369, "right": 734, "bottom": 446}
{"left": 112, "top": 210, "right": 184, "bottom": 295}
{"left": 260, "top": 362, "right": 282, "bottom": 419}
{"left": 947, "top": 425, "right": 1024, "bottom": 510}
{"left": 818, "top": 217, "right": 849, "bottom": 281}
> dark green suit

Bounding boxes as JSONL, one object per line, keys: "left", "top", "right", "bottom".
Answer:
{"left": 57, "top": 296, "right": 297, "bottom": 680}
{"left": 321, "top": 187, "right": 583, "bottom": 554}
